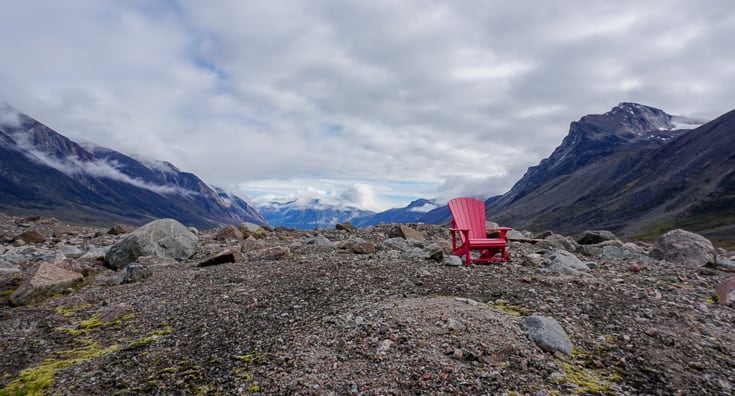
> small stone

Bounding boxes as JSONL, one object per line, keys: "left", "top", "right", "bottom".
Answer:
{"left": 446, "top": 318, "right": 466, "bottom": 332}
{"left": 122, "top": 263, "right": 153, "bottom": 284}
{"left": 645, "top": 327, "right": 658, "bottom": 337}
{"left": 376, "top": 339, "right": 393, "bottom": 355}
{"left": 445, "top": 255, "right": 463, "bottom": 266}
{"left": 629, "top": 263, "right": 641, "bottom": 272}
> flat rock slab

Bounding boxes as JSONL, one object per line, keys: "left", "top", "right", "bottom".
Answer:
{"left": 198, "top": 249, "right": 242, "bottom": 267}
{"left": 10, "top": 263, "right": 84, "bottom": 306}
{"left": 522, "top": 315, "right": 573, "bottom": 355}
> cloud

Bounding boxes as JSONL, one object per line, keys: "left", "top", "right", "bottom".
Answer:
{"left": 8, "top": 130, "right": 187, "bottom": 195}
{"left": 0, "top": 104, "right": 22, "bottom": 128}
{"left": 1, "top": 1, "right": 735, "bottom": 210}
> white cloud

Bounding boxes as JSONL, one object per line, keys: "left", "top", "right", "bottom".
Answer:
{"left": 0, "top": 105, "right": 22, "bottom": 127}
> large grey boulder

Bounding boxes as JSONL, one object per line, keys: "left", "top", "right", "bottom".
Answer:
{"left": 522, "top": 315, "right": 573, "bottom": 355}
{"left": 10, "top": 263, "right": 84, "bottom": 306}
{"left": 649, "top": 229, "right": 716, "bottom": 269}
{"left": 104, "top": 219, "right": 198, "bottom": 270}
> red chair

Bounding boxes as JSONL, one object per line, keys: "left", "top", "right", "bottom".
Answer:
{"left": 448, "top": 197, "right": 511, "bottom": 266}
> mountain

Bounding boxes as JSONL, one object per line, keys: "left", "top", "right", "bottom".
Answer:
{"left": 351, "top": 198, "right": 440, "bottom": 227}
{"left": 0, "top": 104, "right": 266, "bottom": 229}
{"left": 257, "top": 199, "right": 374, "bottom": 229}
{"left": 488, "top": 102, "right": 734, "bottom": 246}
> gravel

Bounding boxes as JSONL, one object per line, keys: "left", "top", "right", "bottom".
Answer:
{"left": 1, "top": 215, "right": 734, "bottom": 395}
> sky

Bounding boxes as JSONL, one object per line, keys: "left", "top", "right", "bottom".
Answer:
{"left": 1, "top": 1, "right": 734, "bottom": 212}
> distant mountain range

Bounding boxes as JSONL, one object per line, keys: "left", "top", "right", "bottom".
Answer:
{"left": 486, "top": 102, "right": 734, "bottom": 246}
{"left": 0, "top": 104, "right": 265, "bottom": 229}
{"left": 257, "top": 198, "right": 374, "bottom": 229}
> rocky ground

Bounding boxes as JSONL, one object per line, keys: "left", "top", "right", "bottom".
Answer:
{"left": 1, "top": 213, "right": 735, "bottom": 395}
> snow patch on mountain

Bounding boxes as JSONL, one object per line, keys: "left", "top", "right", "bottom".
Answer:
{"left": 409, "top": 202, "right": 439, "bottom": 213}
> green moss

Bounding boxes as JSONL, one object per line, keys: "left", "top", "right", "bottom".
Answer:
{"left": 488, "top": 300, "right": 534, "bottom": 317}
{"left": 54, "top": 304, "right": 92, "bottom": 317}
{"left": 707, "top": 293, "right": 720, "bottom": 304}
{"left": 55, "top": 313, "right": 134, "bottom": 336}
{"left": 233, "top": 351, "right": 264, "bottom": 393}
{"left": 552, "top": 349, "right": 621, "bottom": 395}
{"left": 0, "top": 289, "right": 15, "bottom": 300}
{"left": 0, "top": 342, "right": 120, "bottom": 396}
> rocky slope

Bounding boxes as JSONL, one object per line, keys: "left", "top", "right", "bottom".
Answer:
{"left": 488, "top": 103, "right": 734, "bottom": 247}
{"left": 2, "top": 213, "right": 735, "bottom": 395}
{"left": 0, "top": 105, "right": 265, "bottom": 229}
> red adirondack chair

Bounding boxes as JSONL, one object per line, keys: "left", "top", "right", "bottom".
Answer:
{"left": 448, "top": 197, "right": 511, "bottom": 266}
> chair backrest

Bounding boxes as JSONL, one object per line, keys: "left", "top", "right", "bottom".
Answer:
{"left": 448, "top": 197, "right": 487, "bottom": 241}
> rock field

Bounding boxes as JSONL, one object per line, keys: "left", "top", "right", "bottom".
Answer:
{"left": 1, "top": 213, "right": 735, "bottom": 395}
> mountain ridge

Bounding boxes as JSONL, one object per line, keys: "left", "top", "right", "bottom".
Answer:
{"left": 0, "top": 104, "right": 266, "bottom": 229}
{"left": 488, "top": 103, "right": 734, "bottom": 246}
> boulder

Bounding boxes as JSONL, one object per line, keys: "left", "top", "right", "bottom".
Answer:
{"left": 238, "top": 222, "right": 267, "bottom": 239}
{"left": 104, "top": 219, "right": 198, "bottom": 270}
{"left": 445, "top": 255, "right": 463, "bottom": 266}
{"left": 121, "top": 263, "right": 153, "bottom": 284}
{"left": 576, "top": 230, "right": 617, "bottom": 245}
{"left": 522, "top": 315, "right": 573, "bottom": 355}
{"left": 198, "top": 249, "right": 242, "bottom": 267}
{"left": 390, "top": 225, "right": 425, "bottom": 241}
{"left": 0, "top": 259, "right": 21, "bottom": 274}
{"left": 10, "top": 263, "right": 84, "bottom": 306}
{"left": 108, "top": 224, "right": 134, "bottom": 235}
{"left": 536, "top": 233, "right": 578, "bottom": 252}
{"left": 547, "top": 250, "right": 592, "bottom": 276}
{"left": 713, "top": 256, "right": 735, "bottom": 272}
{"left": 650, "top": 229, "right": 716, "bottom": 269}
{"left": 715, "top": 278, "right": 735, "bottom": 305}
{"left": 425, "top": 243, "right": 444, "bottom": 262}
{"left": 216, "top": 225, "right": 243, "bottom": 241}
{"left": 342, "top": 238, "right": 377, "bottom": 254}
{"left": 336, "top": 222, "right": 355, "bottom": 231}
{"left": 304, "top": 235, "right": 337, "bottom": 248}
{"left": 19, "top": 230, "right": 45, "bottom": 244}
{"left": 383, "top": 237, "right": 410, "bottom": 252}
{"left": 506, "top": 229, "right": 528, "bottom": 241}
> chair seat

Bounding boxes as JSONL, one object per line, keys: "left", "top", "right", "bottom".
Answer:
{"left": 468, "top": 238, "right": 506, "bottom": 247}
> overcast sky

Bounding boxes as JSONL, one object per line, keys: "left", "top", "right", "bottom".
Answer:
{"left": 2, "top": 1, "right": 734, "bottom": 211}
